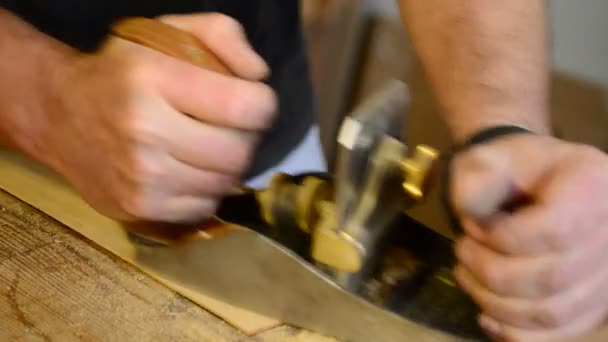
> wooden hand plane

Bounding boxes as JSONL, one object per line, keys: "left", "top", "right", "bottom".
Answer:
{"left": 112, "top": 17, "right": 488, "bottom": 341}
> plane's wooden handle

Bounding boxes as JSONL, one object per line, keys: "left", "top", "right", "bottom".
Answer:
{"left": 110, "top": 17, "right": 239, "bottom": 245}
{"left": 111, "top": 17, "right": 233, "bottom": 76}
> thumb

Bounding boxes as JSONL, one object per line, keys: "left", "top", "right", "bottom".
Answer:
{"left": 450, "top": 135, "right": 556, "bottom": 221}
{"left": 159, "top": 13, "right": 270, "bottom": 81}
{"left": 450, "top": 144, "right": 515, "bottom": 219}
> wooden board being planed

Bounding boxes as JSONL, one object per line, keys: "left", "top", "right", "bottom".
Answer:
{"left": 0, "top": 149, "right": 282, "bottom": 336}
{"left": 0, "top": 189, "right": 249, "bottom": 341}
{"left": 0, "top": 187, "right": 337, "bottom": 341}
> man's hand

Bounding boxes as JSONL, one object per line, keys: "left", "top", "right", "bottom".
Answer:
{"left": 26, "top": 13, "right": 276, "bottom": 223}
{"left": 450, "top": 134, "right": 608, "bottom": 341}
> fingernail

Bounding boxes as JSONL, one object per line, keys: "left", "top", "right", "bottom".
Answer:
{"left": 479, "top": 314, "right": 503, "bottom": 338}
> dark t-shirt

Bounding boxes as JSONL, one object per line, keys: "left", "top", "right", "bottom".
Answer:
{"left": 0, "top": 0, "right": 317, "bottom": 179}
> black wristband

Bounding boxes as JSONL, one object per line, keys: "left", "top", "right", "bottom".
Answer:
{"left": 441, "top": 125, "right": 533, "bottom": 235}
{"left": 461, "top": 125, "right": 533, "bottom": 148}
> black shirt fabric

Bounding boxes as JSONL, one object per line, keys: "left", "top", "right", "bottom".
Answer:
{"left": 0, "top": 0, "right": 317, "bottom": 179}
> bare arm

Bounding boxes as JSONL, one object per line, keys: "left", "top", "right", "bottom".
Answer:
{"left": 397, "top": 0, "right": 551, "bottom": 143}
{"left": 0, "top": 8, "right": 75, "bottom": 155}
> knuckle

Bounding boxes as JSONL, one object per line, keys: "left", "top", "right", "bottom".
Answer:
{"left": 125, "top": 114, "right": 164, "bottom": 145}
{"left": 578, "top": 144, "right": 604, "bottom": 161}
{"left": 205, "top": 13, "right": 244, "bottom": 35}
{"left": 533, "top": 302, "right": 568, "bottom": 328}
{"left": 477, "top": 263, "right": 503, "bottom": 291}
{"left": 542, "top": 263, "right": 570, "bottom": 293}
{"left": 546, "top": 224, "right": 573, "bottom": 251}
{"left": 117, "top": 159, "right": 162, "bottom": 219}
{"left": 137, "top": 157, "right": 166, "bottom": 184}
{"left": 226, "top": 149, "right": 253, "bottom": 176}
{"left": 256, "top": 84, "right": 278, "bottom": 125}
{"left": 224, "top": 91, "right": 252, "bottom": 125}
{"left": 118, "top": 191, "right": 153, "bottom": 220}
{"left": 208, "top": 174, "right": 238, "bottom": 195}
{"left": 571, "top": 145, "right": 607, "bottom": 183}
{"left": 224, "top": 83, "right": 277, "bottom": 129}
{"left": 122, "top": 55, "right": 158, "bottom": 87}
{"left": 197, "top": 198, "right": 220, "bottom": 219}
{"left": 449, "top": 147, "right": 488, "bottom": 188}
{"left": 120, "top": 153, "right": 166, "bottom": 190}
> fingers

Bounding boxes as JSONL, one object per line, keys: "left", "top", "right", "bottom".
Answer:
{"left": 482, "top": 200, "right": 596, "bottom": 255}
{"left": 455, "top": 144, "right": 608, "bottom": 255}
{"left": 56, "top": 13, "right": 274, "bottom": 226}
{"left": 451, "top": 135, "right": 603, "bottom": 255}
{"left": 479, "top": 306, "right": 608, "bottom": 342}
{"left": 450, "top": 136, "right": 608, "bottom": 340}
{"left": 454, "top": 263, "right": 608, "bottom": 330}
{"left": 155, "top": 195, "right": 220, "bottom": 223}
{"left": 115, "top": 181, "right": 219, "bottom": 223}
{"left": 115, "top": 151, "right": 239, "bottom": 223}
{"left": 450, "top": 135, "right": 559, "bottom": 221}
{"left": 451, "top": 144, "right": 514, "bottom": 219}
{"left": 455, "top": 234, "right": 608, "bottom": 298}
{"left": 158, "top": 65, "right": 277, "bottom": 131}
{"left": 153, "top": 13, "right": 278, "bottom": 132}
{"left": 161, "top": 106, "right": 258, "bottom": 175}
{"left": 480, "top": 204, "right": 561, "bottom": 255}
{"left": 168, "top": 157, "right": 240, "bottom": 197}
{"left": 159, "top": 13, "right": 270, "bottom": 80}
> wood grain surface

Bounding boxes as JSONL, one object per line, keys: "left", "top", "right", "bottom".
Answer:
{"left": 0, "top": 188, "right": 336, "bottom": 341}
{"left": 0, "top": 188, "right": 246, "bottom": 341}
{"left": 0, "top": 149, "right": 284, "bottom": 336}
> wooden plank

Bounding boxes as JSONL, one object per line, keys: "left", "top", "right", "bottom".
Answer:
{"left": 0, "top": 189, "right": 248, "bottom": 341}
{"left": 258, "top": 326, "right": 338, "bottom": 342}
{"left": 0, "top": 188, "right": 336, "bottom": 341}
{"left": 0, "top": 149, "right": 281, "bottom": 336}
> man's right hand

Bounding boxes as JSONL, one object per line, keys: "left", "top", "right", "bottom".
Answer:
{"left": 29, "top": 13, "right": 277, "bottom": 223}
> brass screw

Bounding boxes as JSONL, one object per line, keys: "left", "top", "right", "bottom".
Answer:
{"left": 400, "top": 145, "right": 440, "bottom": 201}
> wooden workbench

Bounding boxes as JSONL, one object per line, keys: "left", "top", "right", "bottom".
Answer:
{"left": 0, "top": 189, "right": 334, "bottom": 341}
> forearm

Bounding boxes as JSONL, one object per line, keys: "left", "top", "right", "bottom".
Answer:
{"left": 0, "top": 7, "right": 76, "bottom": 154}
{"left": 398, "top": 0, "right": 551, "bottom": 143}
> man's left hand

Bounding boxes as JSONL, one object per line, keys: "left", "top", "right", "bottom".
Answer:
{"left": 450, "top": 133, "right": 608, "bottom": 341}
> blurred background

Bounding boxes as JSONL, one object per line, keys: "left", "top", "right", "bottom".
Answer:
{"left": 300, "top": 0, "right": 608, "bottom": 234}
{"left": 301, "top": 0, "right": 608, "bottom": 153}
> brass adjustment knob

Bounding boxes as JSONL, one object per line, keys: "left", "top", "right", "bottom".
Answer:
{"left": 400, "top": 145, "right": 440, "bottom": 201}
